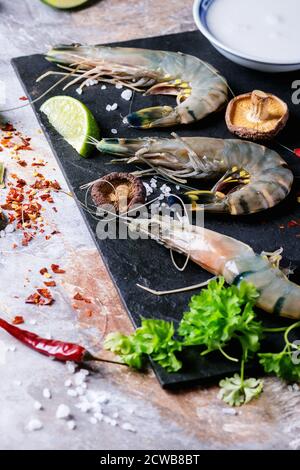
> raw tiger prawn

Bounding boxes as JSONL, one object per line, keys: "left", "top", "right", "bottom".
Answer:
{"left": 44, "top": 44, "right": 228, "bottom": 128}
{"left": 128, "top": 215, "right": 300, "bottom": 319}
{"left": 94, "top": 135, "right": 294, "bottom": 215}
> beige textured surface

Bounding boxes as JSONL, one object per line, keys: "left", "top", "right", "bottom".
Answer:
{"left": 0, "top": 0, "right": 299, "bottom": 451}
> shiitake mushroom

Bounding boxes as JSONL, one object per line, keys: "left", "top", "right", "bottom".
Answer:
{"left": 91, "top": 172, "right": 146, "bottom": 213}
{"left": 225, "top": 90, "right": 289, "bottom": 140}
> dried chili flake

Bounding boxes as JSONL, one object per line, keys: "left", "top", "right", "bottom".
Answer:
{"left": 26, "top": 289, "right": 54, "bottom": 306}
{"left": 19, "top": 96, "right": 28, "bottom": 101}
{"left": 1, "top": 123, "right": 15, "bottom": 132}
{"left": 40, "top": 193, "right": 54, "bottom": 203}
{"left": 51, "top": 264, "right": 65, "bottom": 274}
{"left": 26, "top": 293, "right": 41, "bottom": 304}
{"left": 12, "top": 316, "right": 24, "bottom": 325}
{"left": 39, "top": 267, "right": 48, "bottom": 276}
{"left": 22, "top": 232, "right": 34, "bottom": 246}
{"left": 31, "top": 162, "right": 45, "bottom": 167}
{"left": 16, "top": 178, "right": 26, "bottom": 188}
{"left": 73, "top": 292, "right": 91, "bottom": 304}
{"left": 17, "top": 160, "right": 27, "bottom": 167}
{"left": 44, "top": 280, "right": 56, "bottom": 287}
{"left": 37, "top": 288, "right": 52, "bottom": 300}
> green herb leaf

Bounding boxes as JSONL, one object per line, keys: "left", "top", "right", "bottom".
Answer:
{"left": 218, "top": 374, "right": 263, "bottom": 407}
{"left": 104, "top": 319, "right": 182, "bottom": 372}
{"left": 178, "top": 278, "right": 262, "bottom": 356}
{"left": 103, "top": 332, "right": 144, "bottom": 369}
{"left": 134, "top": 319, "right": 182, "bottom": 372}
{"left": 259, "top": 351, "right": 300, "bottom": 382}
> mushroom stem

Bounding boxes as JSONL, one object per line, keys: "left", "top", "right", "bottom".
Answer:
{"left": 248, "top": 90, "right": 270, "bottom": 122}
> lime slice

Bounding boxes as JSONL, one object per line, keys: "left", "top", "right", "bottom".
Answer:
{"left": 40, "top": 96, "right": 100, "bottom": 158}
{"left": 41, "top": 0, "right": 88, "bottom": 9}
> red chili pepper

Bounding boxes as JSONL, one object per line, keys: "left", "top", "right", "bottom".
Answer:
{"left": 0, "top": 318, "right": 125, "bottom": 366}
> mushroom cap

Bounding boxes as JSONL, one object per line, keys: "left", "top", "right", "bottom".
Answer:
{"left": 225, "top": 90, "right": 289, "bottom": 140}
{"left": 91, "top": 172, "right": 146, "bottom": 213}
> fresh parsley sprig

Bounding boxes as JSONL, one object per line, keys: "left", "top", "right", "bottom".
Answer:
{"left": 104, "top": 277, "right": 300, "bottom": 407}
{"left": 178, "top": 278, "right": 262, "bottom": 360}
{"left": 259, "top": 321, "right": 300, "bottom": 382}
{"left": 104, "top": 319, "right": 182, "bottom": 372}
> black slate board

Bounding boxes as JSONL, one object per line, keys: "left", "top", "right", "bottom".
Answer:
{"left": 11, "top": 31, "right": 300, "bottom": 388}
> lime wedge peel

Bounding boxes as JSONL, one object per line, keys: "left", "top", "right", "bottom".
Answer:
{"left": 40, "top": 96, "right": 100, "bottom": 158}
{"left": 41, "top": 0, "right": 89, "bottom": 9}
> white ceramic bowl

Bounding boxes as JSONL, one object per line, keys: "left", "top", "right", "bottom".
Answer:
{"left": 193, "top": 0, "right": 300, "bottom": 72}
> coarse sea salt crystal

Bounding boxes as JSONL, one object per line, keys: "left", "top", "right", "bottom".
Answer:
{"left": 5, "top": 224, "right": 15, "bottom": 234}
{"left": 64, "top": 379, "right": 72, "bottom": 388}
{"left": 150, "top": 178, "right": 157, "bottom": 189}
{"left": 121, "top": 89, "right": 132, "bottom": 101}
{"left": 67, "top": 420, "right": 76, "bottom": 430}
{"left": 160, "top": 184, "right": 171, "bottom": 195}
{"left": 66, "top": 361, "right": 76, "bottom": 374}
{"left": 122, "top": 117, "right": 128, "bottom": 124}
{"left": 143, "top": 182, "right": 153, "bottom": 197}
{"left": 106, "top": 104, "right": 111, "bottom": 112}
{"left": 101, "top": 85, "right": 107, "bottom": 90}
{"left": 103, "top": 416, "right": 117, "bottom": 426}
{"left": 42, "top": 388, "right": 51, "bottom": 399}
{"left": 34, "top": 401, "right": 43, "bottom": 411}
{"left": 14, "top": 380, "right": 22, "bottom": 386}
{"left": 221, "top": 408, "right": 237, "bottom": 416}
{"left": 115, "top": 83, "right": 123, "bottom": 89}
{"left": 76, "top": 402, "right": 92, "bottom": 413}
{"left": 74, "top": 372, "right": 87, "bottom": 386}
{"left": 121, "top": 422, "right": 136, "bottom": 433}
{"left": 110, "top": 103, "right": 118, "bottom": 111}
{"left": 9, "top": 345, "right": 16, "bottom": 352}
{"left": 67, "top": 389, "right": 78, "bottom": 398}
{"left": 56, "top": 404, "right": 71, "bottom": 420}
{"left": 89, "top": 416, "right": 97, "bottom": 424}
{"left": 86, "top": 79, "right": 98, "bottom": 87}
{"left": 27, "top": 419, "right": 43, "bottom": 431}
{"left": 94, "top": 412, "right": 104, "bottom": 422}
{"left": 29, "top": 319, "right": 37, "bottom": 325}
{"left": 111, "top": 129, "right": 118, "bottom": 134}
{"left": 76, "top": 88, "right": 82, "bottom": 95}
{"left": 95, "top": 391, "right": 110, "bottom": 404}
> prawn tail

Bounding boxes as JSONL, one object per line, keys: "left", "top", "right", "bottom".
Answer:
{"left": 126, "top": 106, "right": 178, "bottom": 128}
{"left": 93, "top": 138, "right": 149, "bottom": 157}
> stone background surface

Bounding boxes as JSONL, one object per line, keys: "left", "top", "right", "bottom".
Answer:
{"left": 0, "top": 0, "right": 299, "bottom": 450}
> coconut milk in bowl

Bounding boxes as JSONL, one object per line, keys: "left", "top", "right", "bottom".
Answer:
{"left": 193, "top": 0, "right": 300, "bottom": 72}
